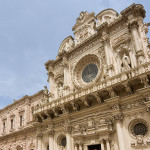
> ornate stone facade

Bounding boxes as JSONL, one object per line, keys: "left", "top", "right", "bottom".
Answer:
{"left": 0, "top": 3, "right": 150, "bottom": 150}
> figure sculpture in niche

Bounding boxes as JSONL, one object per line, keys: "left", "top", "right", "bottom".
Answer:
{"left": 121, "top": 53, "right": 131, "bottom": 71}
{"left": 57, "top": 81, "right": 64, "bottom": 98}
{"left": 109, "top": 89, "right": 117, "bottom": 98}
{"left": 124, "top": 84, "right": 133, "bottom": 95}
{"left": 43, "top": 86, "right": 49, "bottom": 99}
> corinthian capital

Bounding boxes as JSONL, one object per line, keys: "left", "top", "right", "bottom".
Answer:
{"left": 65, "top": 126, "right": 72, "bottom": 134}
{"left": 47, "top": 130, "right": 55, "bottom": 136}
{"left": 112, "top": 114, "right": 124, "bottom": 122}
{"left": 37, "top": 133, "right": 43, "bottom": 139}
{"left": 128, "top": 21, "right": 139, "bottom": 31}
{"left": 102, "top": 37, "right": 110, "bottom": 45}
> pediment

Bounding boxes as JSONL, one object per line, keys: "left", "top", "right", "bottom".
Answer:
{"left": 58, "top": 36, "right": 74, "bottom": 54}
{"left": 96, "top": 9, "right": 118, "bottom": 27}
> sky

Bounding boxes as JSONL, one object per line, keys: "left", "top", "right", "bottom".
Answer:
{"left": 0, "top": 0, "right": 150, "bottom": 109}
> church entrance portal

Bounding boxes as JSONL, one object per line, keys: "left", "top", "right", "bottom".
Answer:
{"left": 88, "top": 144, "right": 101, "bottom": 150}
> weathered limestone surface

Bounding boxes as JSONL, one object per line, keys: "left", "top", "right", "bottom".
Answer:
{"left": 0, "top": 3, "right": 150, "bottom": 150}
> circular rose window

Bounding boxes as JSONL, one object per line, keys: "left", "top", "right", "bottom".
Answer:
{"left": 73, "top": 54, "right": 103, "bottom": 88}
{"left": 129, "top": 119, "right": 148, "bottom": 137}
{"left": 133, "top": 123, "right": 147, "bottom": 136}
{"left": 82, "top": 64, "right": 98, "bottom": 83}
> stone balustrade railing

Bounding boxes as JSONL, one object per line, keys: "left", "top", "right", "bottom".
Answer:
{"left": 33, "top": 62, "right": 150, "bottom": 115}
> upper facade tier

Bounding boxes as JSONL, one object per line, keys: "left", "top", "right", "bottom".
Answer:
{"left": 44, "top": 3, "right": 150, "bottom": 103}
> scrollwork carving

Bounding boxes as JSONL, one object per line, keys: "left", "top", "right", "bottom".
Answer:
{"left": 112, "top": 114, "right": 124, "bottom": 122}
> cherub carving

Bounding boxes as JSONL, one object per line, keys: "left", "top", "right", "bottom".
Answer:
{"left": 74, "top": 123, "right": 80, "bottom": 132}
{"left": 87, "top": 117, "right": 95, "bottom": 129}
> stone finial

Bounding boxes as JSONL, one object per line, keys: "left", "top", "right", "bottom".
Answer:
{"left": 43, "top": 86, "right": 49, "bottom": 99}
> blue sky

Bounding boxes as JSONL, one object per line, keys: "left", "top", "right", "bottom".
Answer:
{"left": 0, "top": 0, "right": 150, "bottom": 109}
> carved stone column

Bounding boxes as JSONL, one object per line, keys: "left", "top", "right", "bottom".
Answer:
{"left": 63, "top": 54, "right": 70, "bottom": 96}
{"left": 37, "top": 133, "right": 43, "bottom": 150}
{"left": 65, "top": 126, "right": 72, "bottom": 150}
{"left": 48, "top": 130, "right": 55, "bottom": 150}
{"left": 74, "top": 143, "right": 78, "bottom": 150}
{"left": 42, "top": 141, "right": 46, "bottom": 150}
{"left": 128, "top": 21, "right": 145, "bottom": 65}
{"left": 46, "top": 60, "right": 55, "bottom": 99}
{"left": 79, "top": 142, "right": 83, "bottom": 150}
{"left": 128, "top": 21, "right": 142, "bottom": 52}
{"left": 106, "top": 139, "right": 110, "bottom": 150}
{"left": 113, "top": 114, "right": 126, "bottom": 150}
{"left": 25, "top": 98, "right": 31, "bottom": 124}
{"left": 100, "top": 140, "right": 105, "bottom": 150}
{"left": 103, "top": 38, "right": 114, "bottom": 77}
{"left": 48, "top": 72, "right": 55, "bottom": 101}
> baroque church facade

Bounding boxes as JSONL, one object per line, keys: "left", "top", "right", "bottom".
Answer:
{"left": 1, "top": 3, "right": 150, "bottom": 150}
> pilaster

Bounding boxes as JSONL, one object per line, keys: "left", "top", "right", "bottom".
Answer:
{"left": 113, "top": 114, "right": 126, "bottom": 150}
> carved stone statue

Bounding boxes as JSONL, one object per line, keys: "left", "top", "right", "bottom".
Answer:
{"left": 121, "top": 53, "right": 131, "bottom": 71}
{"left": 124, "top": 84, "right": 133, "bottom": 95}
{"left": 109, "top": 89, "right": 117, "bottom": 98}
{"left": 71, "top": 102, "right": 80, "bottom": 111}
{"left": 141, "top": 76, "right": 149, "bottom": 88}
{"left": 82, "top": 99, "right": 89, "bottom": 108}
{"left": 74, "top": 123, "right": 80, "bottom": 132}
{"left": 57, "top": 79, "right": 64, "bottom": 98}
{"left": 77, "top": 11, "right": 85, "bottom": 21}
{"left": 58, "top": 83, "right": 63, "bottom": 98}
{"left": 43, "top": 86, "right": 49, "bottom": 99}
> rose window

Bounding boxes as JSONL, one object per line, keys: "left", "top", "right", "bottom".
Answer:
{"left": 82, "top": 64, "right": 98, "bottom": 83}
{"left": 129, "top": 119, "right": 148, "bottom": 137}
{"left": 133, "top": 123, "right": 147, "bottom": 136}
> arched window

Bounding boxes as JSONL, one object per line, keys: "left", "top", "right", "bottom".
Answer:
{"left": 57, "top": 134, "right": 67, "bottom": 147}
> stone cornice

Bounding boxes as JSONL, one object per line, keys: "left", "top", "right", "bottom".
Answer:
{"left": 120, "top": 3, "right": 145, "bottom": 18}
{"left": 0, "top": 95, "right": 29, "bottom": 114}
{"left": 33, "top": 62, "right": 150, "bottom": 115}
{"left": 0, "top": 122, "right": 37, "bottom": 141}
{"left": 29, "top": 90, "right": 43, "bottom": 100}
{"left": 33, "top": 87, "right": 149, "bottom": 123}
{"left": 0, "top": 90, "right": 43, "bottom": 114}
